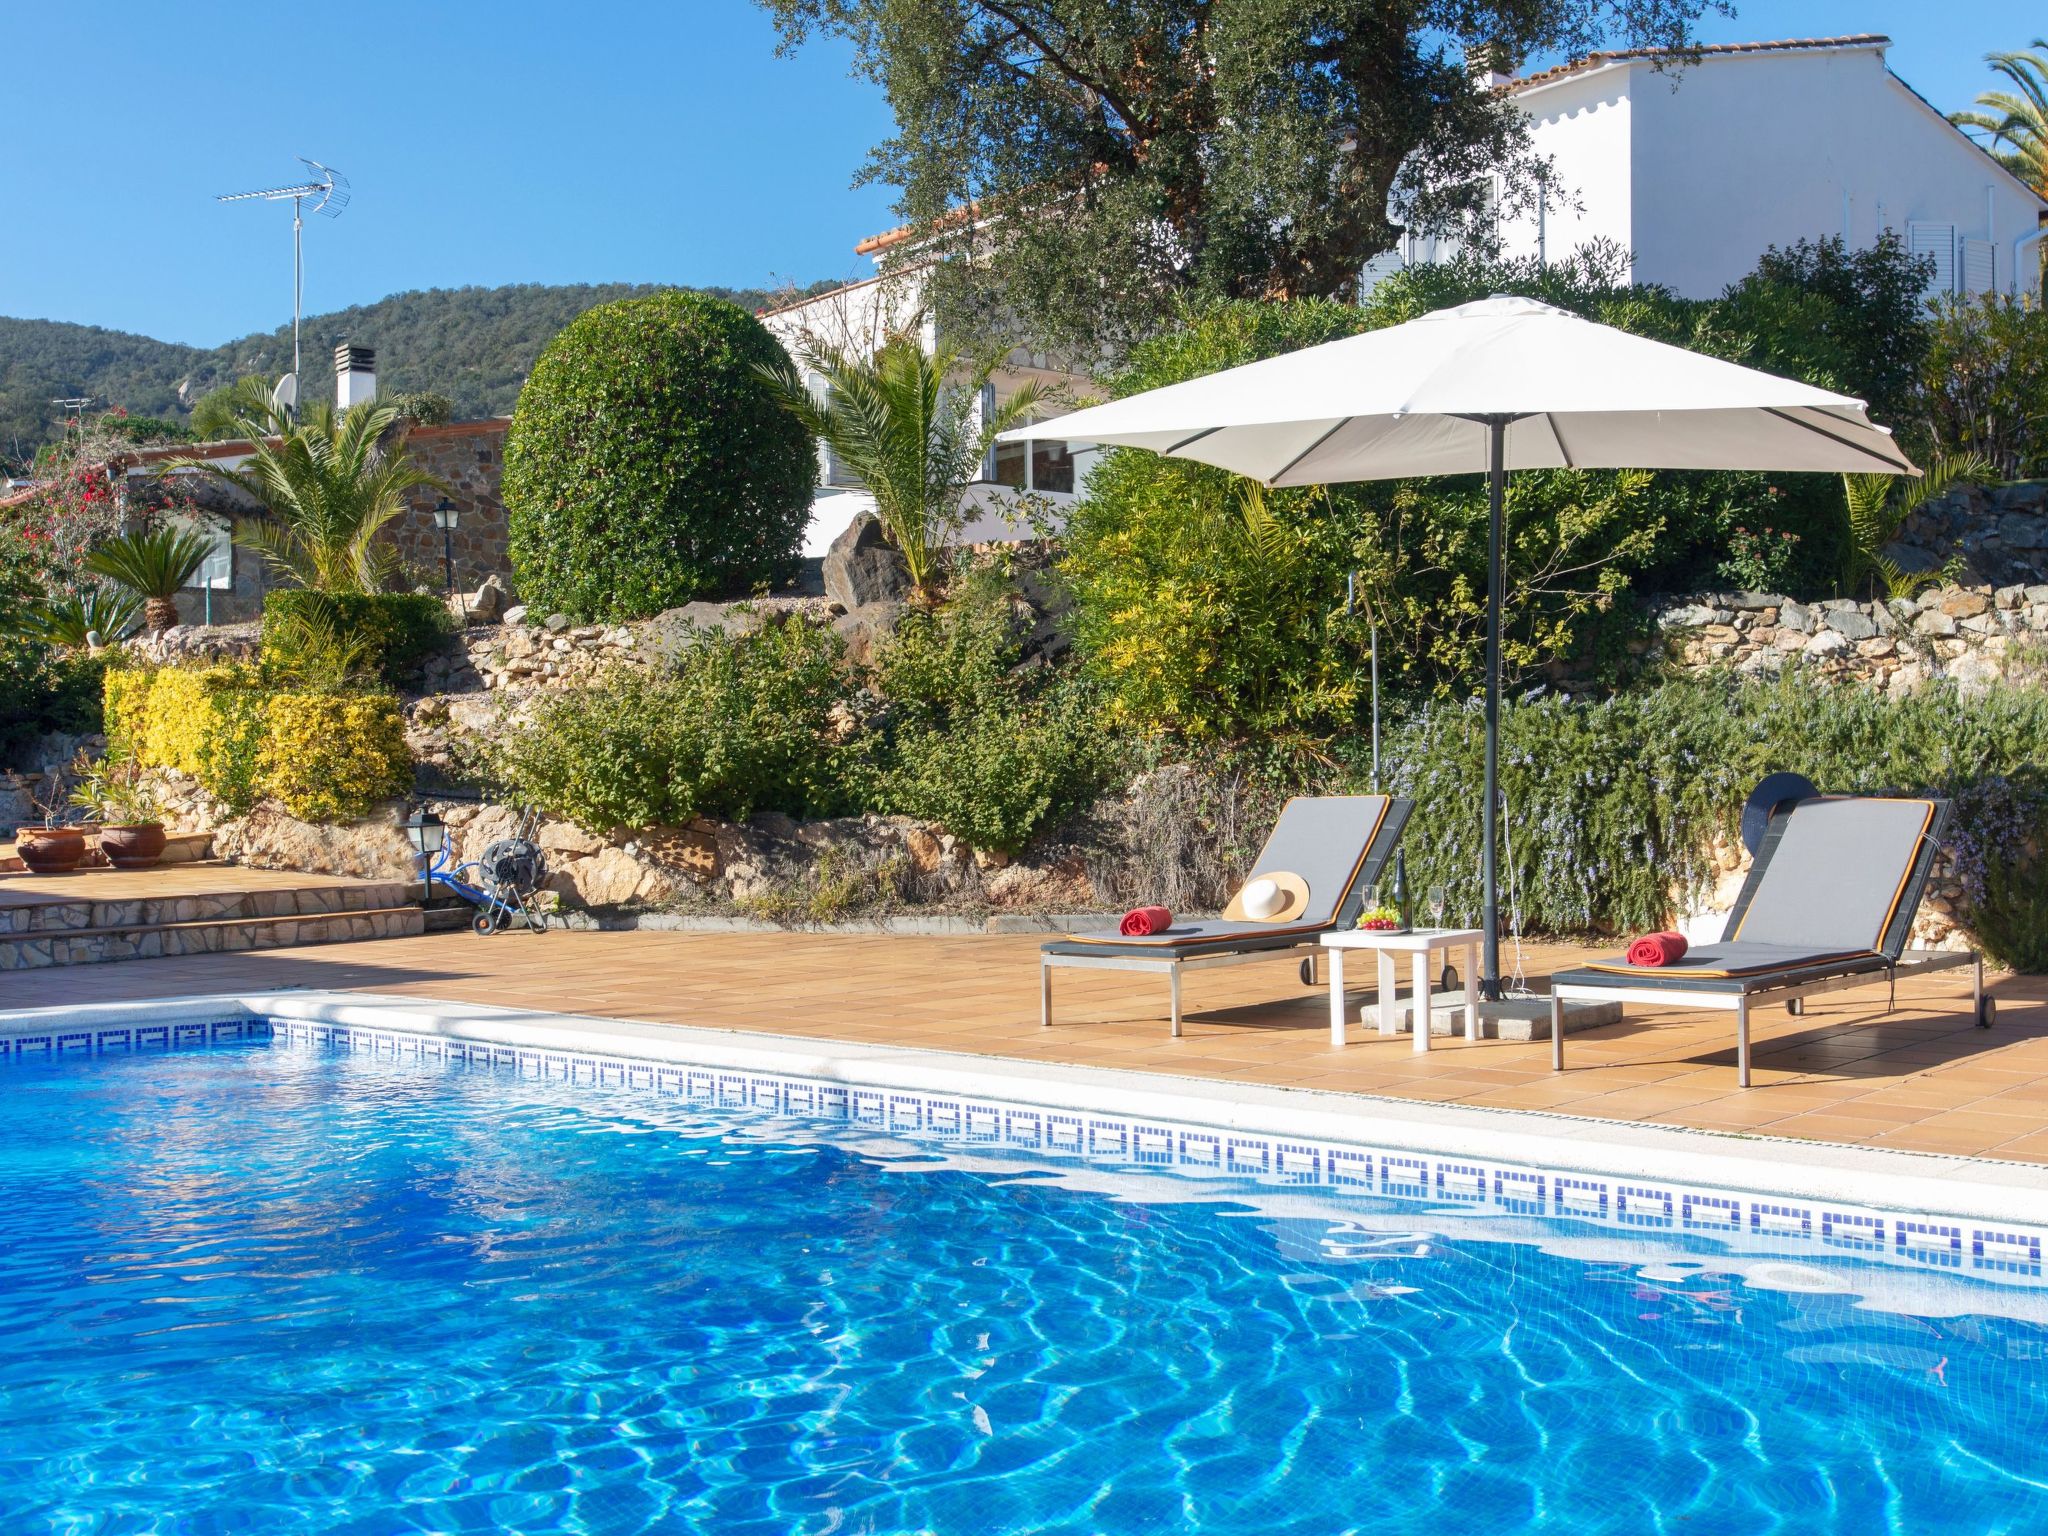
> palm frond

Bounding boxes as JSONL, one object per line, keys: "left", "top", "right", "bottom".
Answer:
{"left": 84, "top": 526, "right": 213, "bottom": 599}
{"left": 168, "top": 399, "right": 440, "bottom": 594}
{"left": 4, "top": 587, "right": 142, "bottom": 647}
{"left": 761, "top": 330, "right": 1018, "bottom": 596}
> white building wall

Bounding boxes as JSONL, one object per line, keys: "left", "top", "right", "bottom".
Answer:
{"left": 1507, "top": 43, "right": 2046, "bottom": 302}
{"left": 1497, "top": 69, "right": 1635, "bottom": 274}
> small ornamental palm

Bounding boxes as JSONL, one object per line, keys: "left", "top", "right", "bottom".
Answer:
{"left": 758, "top": 333, "right": 1045, "bottom": 600}
{"left": 83, "top": 526, "right": 215, "bottom": 632}
{"left": 1840, "top": 453, "right": 1996, "bottom": 602}
{"left": 4, "top": 586, "right": 142, "bottom": 647}
{"left": 164, "top": 394, "right": 442, "bottom": 595}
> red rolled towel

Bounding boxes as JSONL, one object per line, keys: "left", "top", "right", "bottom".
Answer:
{"left": 1120, "top": 905, "right": 1174, "bottom": 937}
{"left": 1626, "top": 931, "right": 1689, "bottom": 967}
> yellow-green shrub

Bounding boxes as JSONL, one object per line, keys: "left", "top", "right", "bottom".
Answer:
{"left": 102, "top": 666, "right": 155, "bottom": 756}
{"left": 257, "top": 692, "right": 412, "bottom": 822}
{"left": 102, "top": 665, "right": 406, "bottom": 821}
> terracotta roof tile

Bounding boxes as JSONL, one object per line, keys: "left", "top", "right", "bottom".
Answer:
{"left": 1511, "top": 34, "right": 1890, "bottom": 92}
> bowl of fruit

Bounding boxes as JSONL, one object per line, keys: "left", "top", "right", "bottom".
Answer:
{"left": 1354, "top": 904, "right": 1408, "bottom": 934}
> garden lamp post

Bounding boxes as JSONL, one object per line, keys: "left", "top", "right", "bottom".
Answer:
{"left": 433, "top": 498, "right": 459, "bottom": 593}
{"left": 401, "top": 809, "right": 446, "bottom": 906}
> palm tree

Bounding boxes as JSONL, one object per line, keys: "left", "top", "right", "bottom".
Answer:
{"left": 164, "top": 396, "right": 441, "bottom": 594}
{"left": 758, "top": 333, "right": 1046, "bottom": 600}
{"left": 1840, "top": 453, "right": 1996, "bottom": 602}
{"left": 83, "top": 526, "right": 215, "bottom": 633}
{"left": 1952, "top": 41, "right": 2048, "bottom": 197}
{"left": 188, "top": 375, "right": 284, "bottom": 440}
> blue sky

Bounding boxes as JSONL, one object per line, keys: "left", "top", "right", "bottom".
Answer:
{"left": 1, "top": 1, "right": 2038, "bottom": 346}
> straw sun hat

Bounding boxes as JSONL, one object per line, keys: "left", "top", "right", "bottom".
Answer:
{"left": 1223, "top": 871, "right": 1311, "bottom": 923}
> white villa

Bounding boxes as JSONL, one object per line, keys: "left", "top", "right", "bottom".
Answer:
{"left": 757, "top": 265, "right": 1098, "bottom": 559}
{"left": 772, "top": 33, "right": 2047, "bottom": 556}
{"left": 1385, "top": 34, "right": 2048, "bottom": 301}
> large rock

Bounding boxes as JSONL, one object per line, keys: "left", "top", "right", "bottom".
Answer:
{"left": 823, "top": 513, "right": 914, "bottom": 609}
{"left": 831, "top": 600, "right": 907, "bottom": 666}
{"left": 213, "top": 803, "right": 417, "bottom": 880}
{"left": 1821, "top": 608, "right": 1878, "bottom": 641}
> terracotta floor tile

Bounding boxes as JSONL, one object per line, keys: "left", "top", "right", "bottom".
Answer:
{"left": 4, "top": 909, "right": 2046, "bottom": 1163}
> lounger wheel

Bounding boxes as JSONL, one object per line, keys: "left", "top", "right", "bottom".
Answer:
{"left": 1785, "top": 997, "right": 1804, "bottom": 1017}
{"left": 1300, "top": 956, "right": 1317, "bottom": 987}
{"left": 1978, "top": 996, "right": 1996, "bottom": 1030}
{"left": 1440, "top": 963, "right": 1459, "bottom": 993}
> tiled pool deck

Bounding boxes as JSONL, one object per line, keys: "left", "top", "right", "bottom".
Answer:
{"left": 6, "top": 927, "right": 2045, "bottom": 1164}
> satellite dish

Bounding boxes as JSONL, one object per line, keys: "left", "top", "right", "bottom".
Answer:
{"left": 1740, "top": 772, "right": 1820, "bottom": 856}
{"left": 272, "top": 373, "right": 299, "bottom": 413}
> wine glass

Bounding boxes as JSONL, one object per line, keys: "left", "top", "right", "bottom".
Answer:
{"left": 1426, "top": 884, "right": 1447, "bottom": 931}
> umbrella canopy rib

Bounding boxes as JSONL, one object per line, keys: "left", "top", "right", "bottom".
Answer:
{"left": 1266, "top": 418, "right": 1356, "bottom": 487}
{"left": 1763, "top": 407, "right": 1917, "bottom": 473}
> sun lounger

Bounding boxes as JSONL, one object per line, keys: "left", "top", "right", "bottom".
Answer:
{"left": 1040, "top": 794, "right": 1414, "bottom": 1036}
{"left": 1548, "top": 794, "right": 1987, "bottom": 1086}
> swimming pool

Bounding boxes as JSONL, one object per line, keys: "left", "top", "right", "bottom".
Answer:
{"left": 4, "top": 1025, "right": 2046, "bottom": 1534}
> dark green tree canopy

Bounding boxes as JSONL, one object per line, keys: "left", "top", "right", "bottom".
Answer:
{"left": 502, "top": 292, "right": 817, "bottom": 621}
{"left": 760, "top": 0, "right": 1722, "bottom": 355}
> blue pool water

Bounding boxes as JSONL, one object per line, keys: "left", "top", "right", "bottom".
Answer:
{"left": 3, "top": 1039, "right": 2047, "bottom": 1534}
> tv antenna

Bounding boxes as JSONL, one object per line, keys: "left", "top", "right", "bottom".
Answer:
{"left": 216, "top": 157, "right": 350, "bottom": 413}
{"left": 49, "top": 396, "right": 98, "bottom": 442}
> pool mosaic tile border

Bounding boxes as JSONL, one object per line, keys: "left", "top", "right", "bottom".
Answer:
{"left": 0, "top": 1018, "right": 271, "bottom": 1057}
{"left": 253, "top": 1015, "right": 2048, "bottom": 1293}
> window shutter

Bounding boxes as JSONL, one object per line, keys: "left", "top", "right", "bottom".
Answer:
{"left": 1961, "top": 238, "right": 1997, "bottom": 296}
{"left": 1906, "top": 221, "right": 1957, "bottom": 298}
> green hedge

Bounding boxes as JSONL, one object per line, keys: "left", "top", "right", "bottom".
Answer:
{"left": 105, "top": 663, "right": 411, "bottom": 822}
{"left": 1366, "top": 673, "right": 2048, "bottom": 968}
{"left": 260, "top": 590, "right": 453, "bottom": 688}
{"left": 502, "top": 292, "right": 816, "bottom": 621}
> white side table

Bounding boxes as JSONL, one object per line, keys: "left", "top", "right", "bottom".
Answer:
{"left": 1319, "top": 927, "right": 1482, "bottom": 1052}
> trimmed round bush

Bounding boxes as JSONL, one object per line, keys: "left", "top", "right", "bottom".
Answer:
{"left": 503, "top": 292, "right": 816, "bottom": 620}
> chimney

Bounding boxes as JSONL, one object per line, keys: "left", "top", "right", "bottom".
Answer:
{"left": 1467, "top": 41, "right": 1517, "bottom": 90}
{"left": 335, "top": 343, "right": 377, "bottom": 410}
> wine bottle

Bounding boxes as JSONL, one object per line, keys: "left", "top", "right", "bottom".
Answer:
{"left": 1394, "top": 850, "right": 1412, "bottom": 931}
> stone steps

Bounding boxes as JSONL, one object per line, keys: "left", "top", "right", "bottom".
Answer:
{"left": 0, "top": 867, "right": 427, "bottom": 970}
{"left": 0, "top": 904, "right": 424, "bottom": 970}
{"left": 0, "top": 876, "right": 415, "bottom": 936}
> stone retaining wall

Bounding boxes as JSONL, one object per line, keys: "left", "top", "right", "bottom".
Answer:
{"left": 1886, "top": 480, "right": 2048, "bottom": 589}
{"left": 1656, "top": 582, "right": 2048, "bottom": 694}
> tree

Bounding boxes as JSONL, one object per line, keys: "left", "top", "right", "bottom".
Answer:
{"left": 189, "top": 377, "right": 279, "bottom": 439}
{"left": 1952, "top": 40, "right": 2048, "bottom": 197}
{"left": 758, "top": 0, "right": 1721, "bottom": 354}
{"left": 164, "top": 396, "right": 441, "bottom": 595}
{"left": 83, "top": 526, "right": 214, "bottom": 633}
{"left": 757, "top": 333, "right": 1043, "bottom": 598}
{"left": 1840, "top": 453, "right": 1996, "bottom": 602}
{"left": 502, "top": 292, "right": 818, "bottom": 621}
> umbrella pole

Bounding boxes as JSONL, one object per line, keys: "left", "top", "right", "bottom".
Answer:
{"left": 1480, "top": 419, "right": 1506, "bottom": 1001}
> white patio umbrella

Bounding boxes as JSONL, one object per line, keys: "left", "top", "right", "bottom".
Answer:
{"left": 999, "top": 295, "right": 1917, "bottom": 999}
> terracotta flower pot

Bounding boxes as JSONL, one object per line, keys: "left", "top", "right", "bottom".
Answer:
{"left": 98, "top": 823, "right": 168, "bottom": 871}
{"left": 18, "top": 826, "right": 87, "bottom": 875}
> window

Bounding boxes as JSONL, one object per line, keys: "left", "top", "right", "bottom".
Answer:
{"left": 987, "top": 396, "right": 1077, "bottom": 494}
{"left": 174, "top": 512, "right": 232, "bottom": 591}
{"left": 991, "top": 438, "right": 1029, "bottom": 490}
{"left": 1030, "top": 439, "right": 1075, "bottom": 494}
